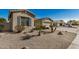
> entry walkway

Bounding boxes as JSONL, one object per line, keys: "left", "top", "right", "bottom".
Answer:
{"left": 68, "top": 27, "right": 79, "bottom": 49}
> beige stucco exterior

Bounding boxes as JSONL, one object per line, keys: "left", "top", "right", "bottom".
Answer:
{"left": 41, "top": 18, "right": 53, "bottom": 28}
{"left": 54, "top": 20, "right": 65, "bottom": 26}
{"left": 42, "top": 19, "right": 53, "bottom": 27}
{"left": 9, "top": 10, "right": 35, "bottom": 32}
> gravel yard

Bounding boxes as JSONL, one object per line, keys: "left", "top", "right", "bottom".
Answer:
{"left": 0, "top": 27, "right": 77, "bottom": 49}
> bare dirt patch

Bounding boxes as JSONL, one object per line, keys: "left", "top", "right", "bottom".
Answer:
{"left": 0, "top": 30, "right": 76, "bottom": 49}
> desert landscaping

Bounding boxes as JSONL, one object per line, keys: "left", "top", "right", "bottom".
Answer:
{"left": 0, "top": 9, "right": 79, "bottom": 49}
{"left": 0, "top": 27, "right": 77, "bottom": 49}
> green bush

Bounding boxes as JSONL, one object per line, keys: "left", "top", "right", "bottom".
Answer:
{"left": 0, "top": 26, "right": 4, "bottom": 29}
{"left": 34, "top": 25, "right": 49, "bottom": 30}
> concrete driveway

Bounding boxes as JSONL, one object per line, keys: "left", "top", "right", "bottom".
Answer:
{"left": 68, "top": 27, "right": 79, "bottom": 49}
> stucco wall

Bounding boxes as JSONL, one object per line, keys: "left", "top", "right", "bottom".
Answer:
{"left": 42, "top": 19, "right": 53, "bottom": 28}
{"left": 12, "top": 12, "right": 35, "bottom": 32}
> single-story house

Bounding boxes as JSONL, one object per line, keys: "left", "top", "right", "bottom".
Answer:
{"left": 54, "top": 20, "right": 65, "bottom": 26}
{"left": 41, "top": 17, "right": 53, "bottom": 28}
{"left": 0, "top": 9, "right": 67, "bottom": 32}
{"left": 34, "top": 17, "right": 53, "bottom": 28}
{"left": 67, "top": 20, "right": 79, "bottom": 26}
{"left": 8, "top": 9, "right": 35, "bottom": 32}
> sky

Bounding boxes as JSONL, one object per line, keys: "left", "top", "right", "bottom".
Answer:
{"left": 0, "top": 9, "right": 79, "bottom": 22}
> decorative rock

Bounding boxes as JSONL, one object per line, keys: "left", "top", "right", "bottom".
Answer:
{"left": 21, "top": 46, "right": 30, "bottom": 49}
{"left": 22, "top": 35, "right": 31, "bottom": 40}
{"left": 57, "top": 31, "right": 63, "bottom": 35}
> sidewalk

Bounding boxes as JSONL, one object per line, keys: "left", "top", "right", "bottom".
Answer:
{"left": 68, "top": 27, "right": 79, "bottom": 49}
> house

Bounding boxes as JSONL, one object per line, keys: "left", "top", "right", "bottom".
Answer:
{"left": 54, "top": 20, "right": 65, "bottom": 26}
{"left": 34, "top": 17, "right": 53, "bottom": 28}
{"left": 67, "top": 20, "right": 79, "bottom": 26}
{"left": 41, "top": 17, "right": 53, "bottom": 28}
{"left": 8, "top": 9, "right": 35, "bottom": 32}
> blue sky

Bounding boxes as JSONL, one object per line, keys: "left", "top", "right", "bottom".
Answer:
{"left": 0, "top": 9, "right": 79, "bottom": 22}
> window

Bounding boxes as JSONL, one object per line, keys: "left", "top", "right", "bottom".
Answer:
{"left": 17, "top": 17, "right": 21, "bottom": 25}
{"left": 20, "top": 17, "right": 31, "bottom": 26}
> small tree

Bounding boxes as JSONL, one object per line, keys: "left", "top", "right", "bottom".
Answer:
{"left": 34, "top": 20, "right": 43, "bottom": 36}
{"left": 35, "top": 25, "right": 42, "bottom": 36}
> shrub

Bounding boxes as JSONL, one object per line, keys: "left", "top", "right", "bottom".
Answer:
{"left": 15, "top": 25, "right": 25, "bottom": 33}
{"left": 50, "top": 23, "right": 57, "bottom": 32}
{"left": 29, "top": 29, "right": 34, "bottom": 33}
{"left": 34, "top": 25, "right": 48, "bottom": 30}
{"left": 37, "top": 30, "right": 41, "bottom": 36}
{"left": 0, "top": 25, "right": 4, "bottom": 32}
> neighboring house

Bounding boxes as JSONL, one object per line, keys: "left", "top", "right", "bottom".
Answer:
{"left": 41, "top": 18, "right": 53, "bottom": 28}
{"left": 54, "top": 20, "right": 65, "bottom": 26}
{"left": 67, "top": 20, "right": 79, "bottom": 26}
{"left": 8, "top": 9, "right": 35, "bottom": 32}
{"left": 76, "top": 21, "right": 79, "bottom": 25}
{"left": 34, "top": 17, "right": 53, "bottom": 28}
